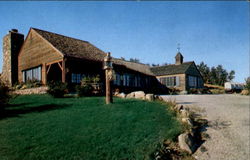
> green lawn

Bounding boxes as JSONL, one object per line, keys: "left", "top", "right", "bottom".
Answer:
{"left": 0, "top": 94, "right": 182, "bottom": 160}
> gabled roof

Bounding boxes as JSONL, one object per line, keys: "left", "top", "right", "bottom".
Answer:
{"left": 113, "top": 58, "right": 154, "bottom": 76}
{"left": 150, "top": 62, "right": 194, "bottom": 76}
{"left": 31, "top": 28, "right": 154, "bottom": 76}
{"left": 32, "top": 28, "right": 107, "bottom": 61}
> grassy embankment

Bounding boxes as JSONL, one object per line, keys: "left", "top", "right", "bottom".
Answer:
{"left": 0, "top": 94, "right": 182, "bottom": 160}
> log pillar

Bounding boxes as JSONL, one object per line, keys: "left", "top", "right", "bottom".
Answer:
{"left": 42, "top": 63, "right": 47, "bottom": 85}
{"left": 62, "top": 58, "right": 66, "bottom": 83}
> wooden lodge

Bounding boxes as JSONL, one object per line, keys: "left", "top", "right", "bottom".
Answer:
{"left": 1, "top": 28, "right": 204, "bottom": 93}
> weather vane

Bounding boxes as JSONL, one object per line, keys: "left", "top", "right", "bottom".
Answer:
{"left": 177, "top": 43, "right": 180, "bottom": 52}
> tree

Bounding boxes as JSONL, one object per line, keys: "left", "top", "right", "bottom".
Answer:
{"left": 151, "top": 63, "right": 160, "bottom": 67}
{"left": 227, "top": 70, "right": 235, "bottom": 81}
{"left": 245, "top": 77, "right": 250, "bottom": 91}
{"left": 197, "top": 62, "right": 210, "bottom": 83}
{"left": 129, "top": 58, "right": 140, "bottom": 63}
{"left": 197, "top": 62, "right": 236, "bottom": 86}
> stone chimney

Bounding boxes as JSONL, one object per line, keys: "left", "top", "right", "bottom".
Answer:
{"left": 175, "top": 52, "right": 183, "bottom": 65}
{"left": 1, "top": 29, "right": 24, "bottom": 86}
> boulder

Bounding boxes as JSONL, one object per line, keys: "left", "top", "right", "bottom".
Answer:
{"left": 158, "top": 96, "right": 163, "bottom": 101}
{"left": 182, "top": 118, "right": 194, "bottom": 127}
{"left": 155, "top": 95, "right": 163, "bottom": 101}
{"left": 154, "top": 95, "right": 159, "bottom": 99}
{"left": 178, "top": 133, "right": 195, "bottom": 154}
{"left": 180, "top": 90, "right": 188, "bottom": 95}
{"left": 117, "top": 92, "right": 126, "bottom": 98}
{"left": 180, "top": 108, "right": 190, "bottom": 118}
{"left": 174, "top": 105, "right": 184, "bottom": 112}
{"left": 134, "top": 91, "right": 145, "bottom": 99}
{"left": 145, "top": 94, "right": 154, "bottom": 101}
{"left": 114, "top": 91, "right": 119, "bottom": 96}
{"left": 126, "top": 92, "right": 135, "bottom": 98}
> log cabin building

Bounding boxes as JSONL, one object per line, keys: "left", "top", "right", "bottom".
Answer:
{"left": 150, "top": 53, "right": 204, "bottom": 91}
{"left": 1, "top": 28, "right": 203, "bottom": 93}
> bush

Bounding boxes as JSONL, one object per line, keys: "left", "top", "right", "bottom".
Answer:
{"left": 14, "top": 80, "right": 42, "bottom": 90}
{"left": 47, "top": 81, "right": 68, "bottom": 98}
{"left": 188, "top": 88, "right": 198, "bottom": 94}
{"left": 76, "top": 84, "right": 93, "bottom": 97}
{"left": 241, "top": 89, "right": 249, "bottom": 95}
{"left": 210, "top": 89, "right": 225, "bottom": 94}
{"left": 245, "top": 77, "right": 250, "bottom": 91}
{"left": 188, "top": 88, "right": 211, "bottom": 94}
{"left": 169, "top": 88, "right": 180, "bottom": 95}
{"left": 76, "top": 75, "right": 102, "bottom": 97}
{"left": 0, "top": 81, "right": 10, "bottom": 109}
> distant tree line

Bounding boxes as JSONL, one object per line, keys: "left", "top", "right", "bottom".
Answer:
{"left": 121, "top": 57, "right": 168, "bottom": 66}
{"left": 197, "top": 62, "right": 235, "bottom": 86}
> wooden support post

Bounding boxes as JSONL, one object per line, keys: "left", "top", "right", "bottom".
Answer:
{"left": 46, "top": 64, "right": 51, "bottom": 74}
{"left": 62, "top": 59, "right": 66, "bottom": 83}
{"left": 42, "top": 63, "right": 47, "bottom": 85}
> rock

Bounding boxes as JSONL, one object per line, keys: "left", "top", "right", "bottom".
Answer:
{"left": 174, "top": 105, "right": 184, "bottom": 112}
{"left": 189, "top": 128, "right": 197, "bottom": 137}
{"left": 158, "top": 96, "right": 163, "bottom": 101}
{"left": 12, "top": 86, "right": 48, "bottom": 95}
{"left": 178, "top": 133, "right": 195, "bottom": 154}
{"left": 180, "top": 90, "right": 188, "bottom": 95}
{"left": 117, "top": 92, "right": 126, "bottom": 98}
{"left": 180, "top": 109, "right": 190, "bottom": 118}
{"left": 126, "top": 92, "right": 135, "bottom": 98}
{"left": 154, "top": 95, "right": 159, "bottom": 99}
{"left": 145, "top": 94, "right": 154, "bottom": 101}
{"left": 182, "top": 118, "right": 194, "bottom": 127}
{"left": 114, "top": 91, "right": 119, "bottom": 96}
{"left": 134, "top": 91, "right": 145, "bottom": 99}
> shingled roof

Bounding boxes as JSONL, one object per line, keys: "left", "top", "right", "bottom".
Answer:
{"left": 150, "top": 62, "right": 194, "bottom": 76}
{"left": 32, "top": 28, "right": 107, "bottom": 61}
{"left": 113, "top": 58, "right": 154, "bottom": 76}
{"left": 32, "top": 28, "right": 154, "bottom": 76}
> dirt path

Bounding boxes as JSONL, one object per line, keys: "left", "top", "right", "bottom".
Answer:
{"left": 161, "top": 94, "right": 250, "bottom": 160}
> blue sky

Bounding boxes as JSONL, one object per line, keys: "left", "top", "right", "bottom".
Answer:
{"left": 0, "top": 1, "right": 249, "bottom": 82}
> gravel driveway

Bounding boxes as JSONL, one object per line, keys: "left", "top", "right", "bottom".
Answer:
{"left": 161, "top": 94, "right": 249, "bottom": 160}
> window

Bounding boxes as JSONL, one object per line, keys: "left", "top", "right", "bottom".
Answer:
{"left": 197, "top": 77, "right": 203, "bottom": 87}
{"left": 71, "top": 73, "right": 84, "bottom": 84}
{"left": 188, "top": 76, "right": 197, "bottom": 87}
{"left": 22, "top": 66, "right": 41, "bottom": 82}
{"left": 160, "top": 76, "right": 180, "bottom": 87}
{"left": 114, "top": 73, "right": 121, "bottom": 86}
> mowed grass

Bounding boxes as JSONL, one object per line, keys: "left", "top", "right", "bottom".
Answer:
{"left": 0, "top": 94, "right": 182, "bottom": 160}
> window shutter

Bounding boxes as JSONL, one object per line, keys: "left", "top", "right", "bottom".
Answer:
{"left": 176, "top": 76, "right": 180, "bottom": 86}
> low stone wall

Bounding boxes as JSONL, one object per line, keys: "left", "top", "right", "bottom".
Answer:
{"left": 11, "top": 86, "right": 48, "bottom": 95}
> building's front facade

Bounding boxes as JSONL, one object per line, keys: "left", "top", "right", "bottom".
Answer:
{"left": 150, "top": 53, "right": 204, "bottom": 91}
{"left": 1, "top": 28, "right": 203, "bottom": 93}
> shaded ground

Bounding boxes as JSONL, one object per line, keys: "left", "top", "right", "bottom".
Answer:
{"left": 162, "top": 94, "right": 250, "bottom": 160}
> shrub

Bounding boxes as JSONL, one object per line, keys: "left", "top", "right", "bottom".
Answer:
{"left": 47, "top": 81, "right": 68, "bottom": 98}
{"left": 210, "top": 89, "right": 225, "bottom": 94}
{"left": 77, "top": 75, "right": 102, "bottom": 96}
{"left": 241, "top": 89, "right": 249, "bottom": 95}
{"left": 188, "top": 88, "right": 211, "bottom": 94}
{"left": 188, "top": 88, "right": 198, "bottom": 94}
{"left": 14, "top": 80, "right": 42, "bottom": 90}
{"left": 245, "top": 77, "right": 250, "bottom": 92}
{"left": 0, "top": 81, "right": 10, "bottom": 109}
{"left": 169, "top": 88, "right": 180, "bottom": 95}
{"left": 76, "top": 84, "right": 93, "bottom": 97}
